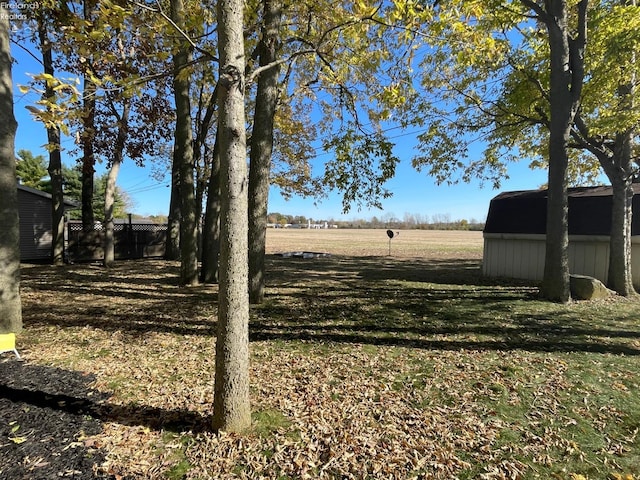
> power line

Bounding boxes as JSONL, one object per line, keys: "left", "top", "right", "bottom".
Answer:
{"left": 126, "top": 182, "right": 170, "bottom": 194}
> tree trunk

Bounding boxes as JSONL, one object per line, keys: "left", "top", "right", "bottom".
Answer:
{"left": 194, "top": 85, "right": 219, "bottom": 276}
{"left": 165, "top": 156, "right": 181, "bottom": 260}
{"left": 194, "top": 141, "right": 210, "bottom": 265}
{"left": 568, "top": 1, "right": 636, "bottom": 295}
{"left": 195, "top": 173, "right": 205, "bottom": 265}
{"left": 570, "top": 0, "right": 636, "bottom": 296}
{"left": 103, "top": 101, "right": 129, "bottom": 268}
{"left": 103, "top": 160, "right": 122, "bottom": 267}
{"left": 0, "top": 6, "right": 22, "bottom": 333}
{"left": 608, "top": 173, "right": 635, "bottom": 295}
{"left": 201, "top": 137, "right": 221, "bottom": 284}
{"left": 81, "top": 0, "right": 96, "bottom": 231}
{"left": 537, "top": 0, "right": 587, "bottom": 303}
{"left": 81, "top": 77, "right": 96, "bottom": 230}
{"left": 588, "top": 149, "right": 637, "bottom": 296}
{"left": 213, "top": 0, "right": 251, "bottom": 433}
{"left": 171, "top": 0, "right": 199, "bottom": 285}
{"left": 38, "top": 22, "right": 64, "bottom": 265}
{"left": 598, "top": 121, "right": 636, "bottom": 295}
{"left": 47, "top": 132, "right": 64, "bottom": 265}
{"left": 607, "top": 6, "right": 637, "bottom": 295}
{"left": 541, "top": 144, "right": 570, "bottom": 303}
{"left": 248, "top": 0, "right": 282, "bottom": 304}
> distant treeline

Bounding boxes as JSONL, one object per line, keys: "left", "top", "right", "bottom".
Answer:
{"left": 267, "top": 212, "right": 485, "bottom": 231}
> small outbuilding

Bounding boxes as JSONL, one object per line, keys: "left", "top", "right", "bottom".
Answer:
{"left": 18, "top": 184, "right": 77, "bottom": 262}
{"left": 482, "top": 185, "right": 640, "bottom": 290}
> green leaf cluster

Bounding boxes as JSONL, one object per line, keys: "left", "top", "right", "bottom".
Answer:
{"left": 322, "top": 127, "right": 399, "bottom": 212}
{"left": 581, "top": 3, "right": 640, "bottom": 137}
{"left": 394, "top": 0, "right": 639, "bottom": 187}
{"left": 16, "top": 149, "right": 49, "bottom": 190}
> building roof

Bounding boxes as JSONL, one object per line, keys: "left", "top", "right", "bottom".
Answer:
{"left": 17, "top": 184, "right": 79, "bottom": 208}
{"left": 484, "top": 185, "right": 640, "bottom": 236}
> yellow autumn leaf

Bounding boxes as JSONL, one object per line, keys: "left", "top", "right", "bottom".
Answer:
{"left": 611, "top": 474, "right": 635, "bottom": 480}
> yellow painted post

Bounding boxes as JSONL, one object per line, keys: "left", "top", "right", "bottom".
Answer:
{"left": 0, "top": 333, "right": 20, "bottom": 359}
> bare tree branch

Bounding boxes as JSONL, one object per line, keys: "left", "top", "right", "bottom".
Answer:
{"left": 518, "top": 0, "right": 550, "bottom": 22}
{"left": 130, "top": 0, "right": 218, "bottom": 62}
{"left": 246, "top": 49, "right": 315, "bottom": 84}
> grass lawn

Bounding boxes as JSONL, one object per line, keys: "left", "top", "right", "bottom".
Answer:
{"left": 10, "top": 229, "right": 640, "bottom": 479}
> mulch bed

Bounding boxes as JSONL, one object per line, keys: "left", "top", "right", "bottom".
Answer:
{"left": 0, "top": 358, "right": 115, "bottom": 480}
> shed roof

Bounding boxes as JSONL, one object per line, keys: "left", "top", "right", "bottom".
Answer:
{"left": 484, "top": 185, "right": 640, "bottom": 236}
{"left": 18, "top": 184, "right": 79, "bottom": 208}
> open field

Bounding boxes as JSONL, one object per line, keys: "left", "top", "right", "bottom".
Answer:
{"left": 265, "top": 228, "right": 484, "bottom": 259}
{"left": 2, "top": 231, "right": 640, "bottom": 479}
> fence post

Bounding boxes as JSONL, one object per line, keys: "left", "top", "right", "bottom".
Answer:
{"left": 127, "top": 213, "right": 133, "bottom": 259}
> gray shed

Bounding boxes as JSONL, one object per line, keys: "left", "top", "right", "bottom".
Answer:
{"left": 482, "top": 185, "right": 640, "bottom": 290}
{"left": 18, "top": 184, "right": 77, "bottom": 261}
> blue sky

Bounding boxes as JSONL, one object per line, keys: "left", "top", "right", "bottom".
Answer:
{"left": 11, "top": 41, "right": 549, "bottom": 223}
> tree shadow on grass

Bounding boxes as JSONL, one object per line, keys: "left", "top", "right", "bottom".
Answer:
{"left": 22, "top": 261, "right": 217, "bottom": 336}
{"left": 250, "top": 294, "right": 640, "bottom": 356}
{"left": 20, "top": 257, "right": 640, "bottom": 356}
{"left": 22, "top": 260, "right": 193, "bottom": 302}
{"left": 267, "top": 255, "right": 495, "bottom": 286}
{"left": 253, "top": 255, "right": 640, "bottom": 356}
{"left": 249, "top": 324, "right": 640, "bottom": 356}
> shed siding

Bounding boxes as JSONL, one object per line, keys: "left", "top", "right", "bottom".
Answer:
{"left": 528, "top": 239, "right": 545, "bottom": 280}
{"left": 568, "top": 239, "right": 609, "bottom": 281}
{"left": 484, "top": 233, "right": 640, "bottom": 289}
{"left": 631, "top": 239, "right": 640, "bottom": 292}
{"left": 483, "top": 234, "right": 546, "bottom": 281}
{"left": 18, "top": 189, "right": 53, "bottom": 261}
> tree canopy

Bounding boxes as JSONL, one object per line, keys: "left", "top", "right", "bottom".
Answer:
{"left": 16, "top": 149, "right": 49, "bottom": 190}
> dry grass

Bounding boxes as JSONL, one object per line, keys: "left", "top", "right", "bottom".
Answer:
{"left": 265, "top": 228, "right": 484, "bottom": 259}
{"left": 7, "top": 229, "right": 640, "bottom": 479}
